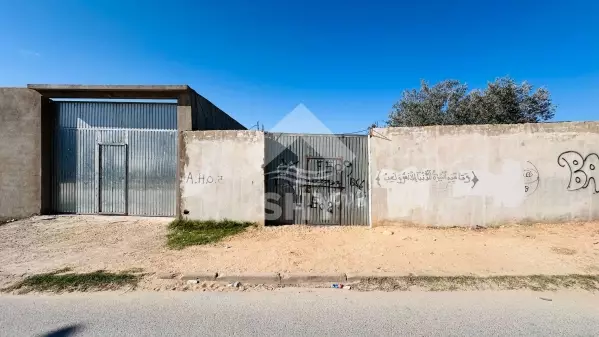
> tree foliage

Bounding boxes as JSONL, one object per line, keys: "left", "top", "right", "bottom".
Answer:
{"left": 388, "top": 77, "right": 555, "bottom": 127}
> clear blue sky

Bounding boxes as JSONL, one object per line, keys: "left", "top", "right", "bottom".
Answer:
{"left": 1, "top": 0, "right": 598, "bottom": 132}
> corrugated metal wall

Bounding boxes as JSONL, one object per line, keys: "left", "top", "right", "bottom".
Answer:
{"left": 264, "top": 133, "right": 369, "bottom": 226}
{"left": 52, "top": 101, "right": 177, "bottom": 216}
{"left": 99, "top": 144, "right": 127, "bottom": 214}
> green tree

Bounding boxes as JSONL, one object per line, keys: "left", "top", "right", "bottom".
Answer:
{"left": 388, "top": 77, "right": 555, "bottom": 127}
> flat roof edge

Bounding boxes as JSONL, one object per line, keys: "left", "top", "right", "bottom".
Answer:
{"left": 27, "top": 84, "right": 190, "bottom": 91}
{"left": 27, "top": 84, "right": 191, "bottom": 99}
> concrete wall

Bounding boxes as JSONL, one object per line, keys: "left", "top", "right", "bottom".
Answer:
{"left": 180, "top": 130, "right": 264, "bottom": 224}
{"left": 370, "top": 122, "right": 599, "bottom": 227}
{"left": 189, "top": 89, "right": 246, "bottom": 131}
{"left": 0, "top": 88, "right": 42, "bottom": 221}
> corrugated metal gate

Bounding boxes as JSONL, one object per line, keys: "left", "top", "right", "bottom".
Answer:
{"left": 51, "top": 101, "right": 177, "bottom": 216}
{"left": 264, "top": 133, "right": 369, "bottom": 225}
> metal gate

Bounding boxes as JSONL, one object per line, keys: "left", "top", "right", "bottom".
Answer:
{"left": 264, "top": 133, "right": 369, "bottom": 225}
{"left": 98, "top": 143, "right": 127, "bottom": 214}
{"left": 51, "top": 101, "right": 177, "bottom": 216}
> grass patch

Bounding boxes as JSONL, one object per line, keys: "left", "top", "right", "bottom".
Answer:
{"left": 167, "top": 219, "right": 255, "bottom": 249}
{"left": 550, "top": 247, "right": 577, "bottom": 255}
{"left": 357, "top": 274, "right": 599, "bottom": 292}
{"left": 3, "top": 268, "right": 140, "bottom": 293}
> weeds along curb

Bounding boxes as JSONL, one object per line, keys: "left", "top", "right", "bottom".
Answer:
{"left": 178, "top": 273, "right": 348, "bottom": 285}
{"left": 280, "top": 273, "right": 346, "bottom": 284}
{"left": 2, "top": 270, "right": 142, "bottom": 293}
{"left": 175, "top": 273, "right": 599, "bottom": 291}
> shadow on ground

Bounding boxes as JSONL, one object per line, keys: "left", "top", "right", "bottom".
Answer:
{"left": 39, "top": 324, "right": 84, "bottom": 337}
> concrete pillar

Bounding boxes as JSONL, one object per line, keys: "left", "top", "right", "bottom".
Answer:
{"left": 176, "top": 91, "right": 193, "bottom": 218}
{"left": 0, "top": 88, "right": 43, "bottom": 220}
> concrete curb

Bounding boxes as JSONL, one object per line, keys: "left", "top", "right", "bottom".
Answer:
{"left": 172, "top": 272, "right": 424, "bottom": 285}
{"left": 216, "top": 273, "right": 281, "bottom": 284}
{"left": 156, "top": 273, "right": 178, "bottom": 280}
{"left": 280, "top": 273, "right": 346, "bottom": 284}
{"left": 346, "top": 273, "right": 404, "bottom": 282}
{"left": 180, "top": 272, "right": 217, "bottom": 281}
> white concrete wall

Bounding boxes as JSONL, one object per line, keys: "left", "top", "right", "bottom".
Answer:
{"left": 180, "top": 130, "right": 264, "bottom": 224}
{"left": 370, "top": 122, "right": 599, "bottom": 227}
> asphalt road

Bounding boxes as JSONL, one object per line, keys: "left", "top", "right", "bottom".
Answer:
{"left": 1, "top": 289, "right": 598, "bottom": 336}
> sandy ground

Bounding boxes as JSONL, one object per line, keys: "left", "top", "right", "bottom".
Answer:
{"left": 0, "top": 215, "right": 598, "bottom": 279}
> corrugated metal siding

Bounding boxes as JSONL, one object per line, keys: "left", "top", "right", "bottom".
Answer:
{"left": 264, "top": 133, "right": 369, "bottom": 226}
{"left": 52, "top": 101, "right": 177, "bottom": 216}
{"left": 127, "top": 130, "right": 177, "bottom": 216}
{"left": 99, "top": 144, "right": 127, "bottom": 214}
{"left": 57, "top": 101, "right": 177, "bottom": 129}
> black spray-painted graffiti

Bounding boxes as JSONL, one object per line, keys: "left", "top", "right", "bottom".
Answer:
{"left": 265, "top": 157, "right": 366, "bottom": 217}
{"left": 267, "top": 158, "right": 360, "bottom": 190}
{"left": 350, "top": 177, "right": 365, "bottom": 190}
{"left": 186, "top": 173, "right": 223, "bottom": 185}
{"left": 523, "top": 161, "right": 540, "bottom": 196}
{"left": 314, "top": 158, "right": 354, "bottom": 177}
{"left": 310, "top": 191, "right": 339, "bottom": 213}
{"left": 379, "top": 169, "right": 479, "bottom": 189}
{"left": 558, "top": 151, "right": 599, "bottom": 193}
{"left": 306, "top": 158, "right": 356, "bottom": 189}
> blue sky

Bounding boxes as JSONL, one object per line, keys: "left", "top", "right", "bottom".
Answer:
{"left": 1, "top": 0, "right": 598, "bottom": 132}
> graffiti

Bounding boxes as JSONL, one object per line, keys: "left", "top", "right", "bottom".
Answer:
{"left": 265, "top": 156, "right": 367, "bottom": 224}
{"left": 558, "top": 151, "right": 599, "bottom": 193}
{"left": 308, "top": 190, "right": 340, "bottom": 213}
{"left": 186, "top": 173, "right": 223, "bottom": 184}
{"left": 306, "top": 178, "right": 342, "bottom": 188}
{"left": 343, "top": 161, "right": 354, "bottom": 176}
{"left": 350, "top": 177, "right": 365, "bottom": 190}
{"left": 266, "top": 158, "right": 363, "bottom": 191}
{"left": 523, "top": 161, "right": 540, "bottom": 196}
{"left": 379, "top": 169, "right": 479, "bottom": 189}
{"left": 312, "top": 158, "right": 354, "bottom": 178}
{"left": 311, "top": 195, "right": 332, "bottom": 213}
{"left": 314, "top": 159, "right": 336, "bottom": 175}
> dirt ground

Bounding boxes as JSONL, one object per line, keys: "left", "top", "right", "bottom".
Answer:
{"left": 1, "top": 215, "right": 598, "bottom": 279}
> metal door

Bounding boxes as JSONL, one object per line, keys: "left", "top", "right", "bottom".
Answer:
{"left": 264, "top": 133, "right": 370, "bottom": 226}
{"left": 98, "top": 144, "right": 127, "bottom": 214}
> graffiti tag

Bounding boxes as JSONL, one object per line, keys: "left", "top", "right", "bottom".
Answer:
{"left": 558, "top": 151, "right": 599, "bottom": 193}
{"left": 378, "top": 169, "right": 479, "bottom": 189}
{"left": 186, "top": 173, "right": 223, "bottom": 184}
{"left": 523, "top": 161, "right": 540, "bottom": 196}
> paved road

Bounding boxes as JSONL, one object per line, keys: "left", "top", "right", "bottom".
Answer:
{"left": 1, "top": 289, "right": 598, "bottom": 336}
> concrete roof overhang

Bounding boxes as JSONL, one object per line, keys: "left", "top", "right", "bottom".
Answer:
{"left": 27, "top": 84, "right": 190, "bottom": 99}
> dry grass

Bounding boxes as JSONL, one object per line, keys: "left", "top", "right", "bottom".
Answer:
{"left": 355, "top": 275, "right": 599, "bottom": 292}
{"left": 551, "top": 247, "right": 578, "bottom": 255}
{"left": 2, "top": 268, "right": 141, "bottom": 293}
